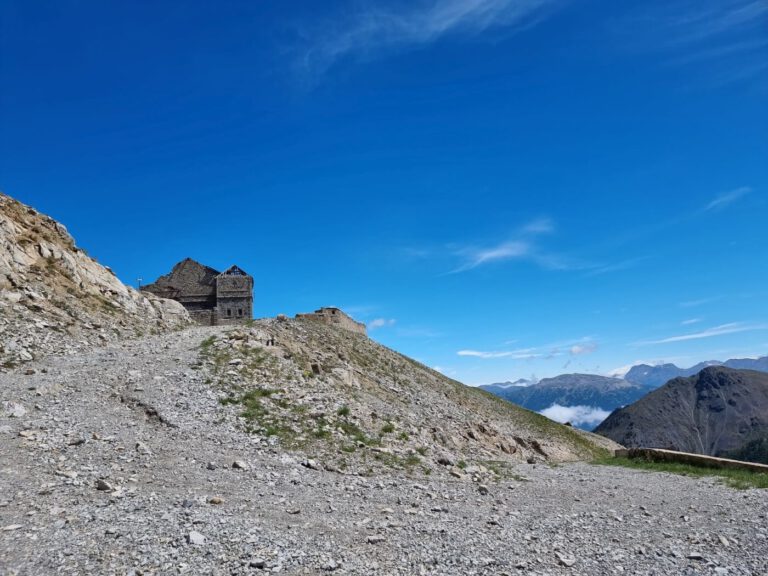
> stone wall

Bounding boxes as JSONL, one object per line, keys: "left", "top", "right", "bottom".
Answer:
{"left": 189, "top": 309, "right": 217, "bottom": 326}
{"left": 295, "top": 307, "right": 367, "bottom": 335}
{"left": 142, "top": 260, "right": 253, "bottom": 326}
{"left": 215, "top": 273, "right": 253, "bottom": 325}
{"left": 615, "top": 447, "right": 768, "bottom": 473}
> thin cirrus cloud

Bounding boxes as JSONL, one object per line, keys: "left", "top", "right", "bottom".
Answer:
{"left": 615, "top": 1, "right": 767, "bottom": 82}
{"left": 449, "top": 217, "right": 569, "bottom": 273}
{"left": 679, "top": 296, "right": 720, "bottom": 308}
{"left": 457, "top": 348, "right": 542, "bottom": 359}
{"left": 704, "top": 186, "right": 752, "bottom": 211}
{"left": 668, "top": 0, "right": 767, "bottom": 45}
{"left": 451, "top": 240, "right": 531, "bottom": 273}
{"left": 368, "top": 318, "right": 397, "bottom": 330}
{"left": 458, "top": 338, "right": 597, "bottom": 360}
{"left": 298, "top": 0, "right": 559, "bottom": 75}
{"left": 570, "top": 342, "right": 597, "bottom": 356}
{"left": 637, "top": 322, "right": 768, "bottom": 346}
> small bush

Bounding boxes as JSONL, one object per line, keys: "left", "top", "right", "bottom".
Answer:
{"left": 404, "top": 454, "right": 421, "bottom": 467}
{"left": 337, "top": 405, "right": 351, "bottom": 417}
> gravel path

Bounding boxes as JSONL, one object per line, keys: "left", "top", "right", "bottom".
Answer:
{"left": 1, "top": 328, "right": 766, "bottom": 575}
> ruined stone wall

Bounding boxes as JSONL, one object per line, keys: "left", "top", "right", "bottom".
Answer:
{"left": 189, "top": 309, "right": 217, "bottom": 326}
{"left": 296, "top": 308, "right": 367, "bottom": 335}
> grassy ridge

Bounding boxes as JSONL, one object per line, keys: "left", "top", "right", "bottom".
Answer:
{"left": 594, "top": 456, "right": 768, "bottom": 490}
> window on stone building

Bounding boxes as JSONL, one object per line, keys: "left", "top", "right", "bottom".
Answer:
{"left": 238, "top": 309, "right": 243, "bottom": 316}
{"left": 227, "top": 309, "right": 231, "bottom": 316}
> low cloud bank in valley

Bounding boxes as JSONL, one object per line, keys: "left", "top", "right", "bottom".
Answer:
{"left": 539, "top": 404, "right": 611, "bottom": 429}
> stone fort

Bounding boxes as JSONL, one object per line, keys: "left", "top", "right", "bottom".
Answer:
{"left": 142, "top": 259, "right": 367, "bottom": 335}
{"left": 295, "top": 307, "right": 367, "bottom": 335}
{"left": 141, "top": 258, "right": 253, "bottom": 326}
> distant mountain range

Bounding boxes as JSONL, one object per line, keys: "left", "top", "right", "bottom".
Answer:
{"left": 624, "top": 356, "right": 768, "bottom": 388}
{"left": 480, "top": 374, "right": 650, "bottom": 430}
{"left": 595, "top": 367, "right": 768, "bottom": 464}
{"left": 481, "top": 355, "right": 768, "bottom": 431}
{"left": 481, "top": 374, "right": 648, "bottom": 412}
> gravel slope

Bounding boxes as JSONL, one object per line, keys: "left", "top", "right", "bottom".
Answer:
{"left": 1, "top": 328, "right": 766, "bottom": 576}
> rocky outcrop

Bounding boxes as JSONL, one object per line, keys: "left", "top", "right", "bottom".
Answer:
{"left": 201, "top": 320, "right": 618, "bottom": 473}
{"left": 595, "top": 367, "right": 768, "bottom": 463}
{"left": 0, "top": 193, "right": 190, "bottom": 368}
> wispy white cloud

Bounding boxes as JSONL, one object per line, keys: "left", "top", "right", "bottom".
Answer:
{"left": 615, "top": 1, "right": 767, "bottom": 83}
{"left": 607, "top": 363, "right": 634, "bottom": 378}
{"left": 457, "top": 348, "right": 543, "bottom": 359}
{"left": 681, "top": 318, "right": 702, "bottom": 326}
{"left": 298, "top": 0, "right": 559, "bottom": 76}
{"left": 458, "top": 337, "right": 596, "bottom": 360}
{"left": 679, "top": 296, "right": 720, "bottom": 308}
{"left": 368, "top": 318, "right": 397, "bottom": 330}
{"left": 452, "top": 240, "right": 532, "bottom": 272}
{"left": 705, "top": 186, "right": 752, "bottom": 211}
{"left": 448, "top": 217, "right": 570, "bottom": 273}
{"left": 520, "top": 217, "right": 555, "bottom": 234}
{"left": 539, "top": 404, "right": 611, "bottom": 428}
{"left": 583, "top": 256, "right": 650, "bottom": 277}
{"left": 570, "top": 342, "right": 597, "bottom": 356}
{"left": 637, "top": 322, "right": 768, "bottom": 346}
{"left": 667, "top": 1, "right": 767, "bottom": 44}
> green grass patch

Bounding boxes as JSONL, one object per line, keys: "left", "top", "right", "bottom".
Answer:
{"left": 594, "top": 456, "right": 768, "bottom": 490}
{"left": 336, "top": 405, "right": 351, "bottom": 417}
{"left": 403, "top": 453, "right": 421, "bottom": 467}
{"left": 339, "top": 420, "right": 379, "bottom": 446}
{"left": 200, "top": 336, "right": 217, "bottom": 350}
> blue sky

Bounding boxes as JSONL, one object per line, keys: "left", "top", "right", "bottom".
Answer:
{"left": 1, "top": 0, "right": 766, "bottom": 384}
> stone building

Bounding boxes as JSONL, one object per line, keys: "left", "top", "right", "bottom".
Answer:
{"left": 295, "top": 307, "right": 367, "bottom": 335}
{"left": 141, "top": 258, "right": 253, "bottom": 326}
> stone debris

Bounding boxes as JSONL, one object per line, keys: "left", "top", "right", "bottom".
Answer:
{"left": 3, "top": 402, "right": 26, "bottom": 418}
{"left": 556, "top": 552, "right": 577, "bottom": 567}
{"left": 0, "top": 197, "right": 765, "bottom": 575}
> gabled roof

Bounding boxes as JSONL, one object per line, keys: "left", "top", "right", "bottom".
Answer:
{"left": 218, "top": 265, "right": 250, "bottom": 277}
